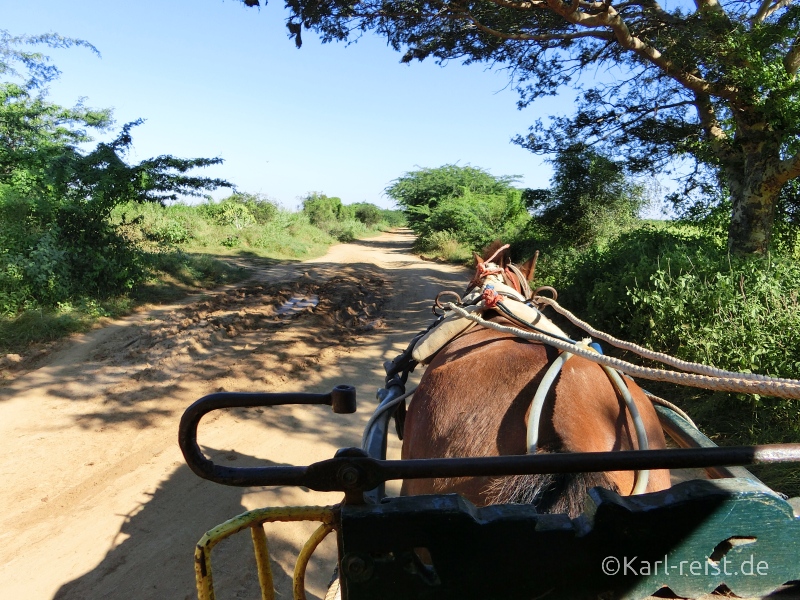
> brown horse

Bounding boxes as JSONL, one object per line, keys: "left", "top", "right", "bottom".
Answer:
{"left": 400, "top": 243, "right": 670, "bottom": 517}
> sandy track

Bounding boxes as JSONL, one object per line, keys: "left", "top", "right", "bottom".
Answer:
{"left": 0, "top": 230, "right": 467, "bottom": 600}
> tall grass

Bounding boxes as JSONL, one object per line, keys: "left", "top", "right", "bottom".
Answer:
{"left": 111, "top": 200, "right": 339, "bottom": 259}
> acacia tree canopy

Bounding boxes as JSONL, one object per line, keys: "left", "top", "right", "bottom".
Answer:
{"left": 240, "top": 0, "right": 800, "bottom": 255}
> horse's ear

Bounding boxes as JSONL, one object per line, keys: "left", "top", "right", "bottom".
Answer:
{"left": 473, "top": 252, "right": 484, "bottom": 265}
{"left": 519, "top": 250, "right": 539, "bottom": 282}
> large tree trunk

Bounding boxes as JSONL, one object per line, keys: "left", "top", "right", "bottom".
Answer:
{"left": 723, "top": 133, "right": 783, "bottom": 256}
{"left": 727, "top": 176, "right": 779, "bottom": 256}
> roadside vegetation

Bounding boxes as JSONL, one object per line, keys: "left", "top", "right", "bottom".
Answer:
{"left": 1, "top": 187, "right": 402, "bottom": 354}
{"left": 388, "top": 158, "right": 800, "bottom": 496}
{"left": 0, "top": 32, "right": 403, "bottom": 353}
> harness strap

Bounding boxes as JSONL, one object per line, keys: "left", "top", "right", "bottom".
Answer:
{"left": 503, "top": 267, "right": 521, "bottom": 294}
{"left": 526, "top": 349, "right": 574, "bottom": 455}
{"left": 523, "top": 341, "right": 651, "bottom": 495}
{"left": 602, "top": 364, "right": 650, "bottom": 494}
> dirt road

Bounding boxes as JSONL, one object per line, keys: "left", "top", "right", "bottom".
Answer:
{"left": 0, "top": 230, "right": 467, "bottom": 600}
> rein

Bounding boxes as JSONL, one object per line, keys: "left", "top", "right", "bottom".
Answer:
{"left": 448, "top": 302, "right": 800, "bottom": 398}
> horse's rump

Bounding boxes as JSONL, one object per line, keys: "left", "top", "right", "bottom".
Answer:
{"left": 400, "top": 313, "right": 670, "bottom": 516}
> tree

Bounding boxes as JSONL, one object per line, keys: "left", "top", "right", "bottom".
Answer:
{"left": 353, "top": 203, "right": 382, "bottom": 226}
{"left": 302, "top": 192, "right": 346, "bottom": 224}
{"left": 240, "top": 0, "right": 800, "bottom": 255}
{"left": 386, "top": 164, "right": 528, "bottom": 247}
{"left": 1, "top": 30, "right": 98, "bottom": 89}
{"left": 526, "top": 145, "right": 649, "bottom": 246}
{"left": 1, "top": 32, "right": 231, "bottom": 212}
{"left": 0, "top": 31, "right": 231, "bottom": 310}
{"left": 424, "top": 187, "right": 529, "bottom": 248}
{"left": 385, "top": 164, "right": 520, "bottom": 230}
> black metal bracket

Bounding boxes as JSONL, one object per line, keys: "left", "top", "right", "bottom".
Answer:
{"left": 178, "top": 386, "right": 356, "bottom": 486}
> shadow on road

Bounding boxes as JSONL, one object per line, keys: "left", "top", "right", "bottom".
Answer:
{"left": 53, "top": 452, "right": 333, "bottom": 600}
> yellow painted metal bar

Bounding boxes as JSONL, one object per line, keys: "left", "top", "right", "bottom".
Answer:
{"left": 251, "top": 524, "right": 275, "bottom": 600}
{"left": 194, "top": 505, "right": 337, "bottom": 600}
{"left": 195, "top": 542, "right": 216, "bottom": 600}
{"left": 293, "top": 523, "right": 335, "bottom": 600}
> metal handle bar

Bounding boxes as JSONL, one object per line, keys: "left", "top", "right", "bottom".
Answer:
{"left": 178, "top": 385, "right": 356, "bottom": 486}
{"left": 180, "top": 385, "right": 800, "bottom": 490}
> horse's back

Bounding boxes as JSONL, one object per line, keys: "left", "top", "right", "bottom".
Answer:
{"left": 401, "top": 323, "right": 670, "bottom": 506}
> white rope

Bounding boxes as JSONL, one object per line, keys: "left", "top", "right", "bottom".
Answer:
{"left": 645, "top": 392, "right": 699, "bottom": 429}
{"left": 535, "top": 295, "right": 800, "bottom": 385}
{"left": 445, "top": 303, "right": 800, "bottom": 399}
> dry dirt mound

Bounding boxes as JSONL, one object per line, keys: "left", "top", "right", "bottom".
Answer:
{"left": 100, "top": 265, "right": 388, "bottom": 387}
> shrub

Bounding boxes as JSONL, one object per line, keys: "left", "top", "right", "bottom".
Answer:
{"left": 533, "top": 223, "right": 800, "bottom": 494}
{"left": 227, "top": 192, "right": 279, "bottom": 224}
{"left": 302, "top": 193, "right": 346, "bottom": 226}
{"left": 148, "top": 220, "right": 192, "bottom": 244}
{"left": 418, "top": 188, "right": 529, "bottom": 250}
{"left": 325, "top": 218, "right": 368, "bottom": 243}
{"left": 416, "top": 230, "right": 472, "bottom": 262}
{"left": 202, "top": 202, "right": 256, "bottom": 229}
{"left": 353, "top": 203, "right": 381, "bottom": 227}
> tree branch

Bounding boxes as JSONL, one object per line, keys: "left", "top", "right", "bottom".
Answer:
{"left": 693, "top": 91, "right": 732, "bottom": 157}
{"left": 753, "top": 0, "right": 794, "bottom": 24}
{"left": 460, "top": 9, "right": 614, "bottom": 41}
{"left": 785, "top": 33, "right": 800, "bottom": 75}
{"left": 590, "top": 100, "right": 696, "bottom": 142}
{"left": 479, "top": 0, "right": 546, "bottom": 10}
{"left": 614, "top": 0, "right": 680, "bottom": 24}
{"left": 540, "top": 0, "right": 735, "bottom": 99}
{"left": 769, "top": 150, "right": 800, "bottom": 190}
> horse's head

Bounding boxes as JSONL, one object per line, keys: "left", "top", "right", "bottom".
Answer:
{"left": 467, "top": 241, "right": 538, "bottom": 300}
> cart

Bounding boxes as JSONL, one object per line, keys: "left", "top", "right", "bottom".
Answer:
{"left": 180, "top": 379, "right": 800, "bottom": 600}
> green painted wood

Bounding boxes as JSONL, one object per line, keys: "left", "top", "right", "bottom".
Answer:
{"left": 589, "top": 478, "right": 800, "bottom": 599}
{"left": 655, "top": 404, "right": 762, "bottom": 483}
{"left": 338, "top": 478, "right": 800, "bottom": 599}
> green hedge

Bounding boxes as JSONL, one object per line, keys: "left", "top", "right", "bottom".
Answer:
{"left": 530, "top": 223, "right": 800, "bottom": 494}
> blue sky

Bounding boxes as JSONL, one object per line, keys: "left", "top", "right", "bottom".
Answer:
{"left": 3, "top": 0, "right": 579, "bottom": 209}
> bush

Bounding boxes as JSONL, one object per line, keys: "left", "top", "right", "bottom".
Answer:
{"left": 533, "top": 222, "right": 800, "bottom": 494}
{"left": 418, "top": 188, "right": 529, "bottom": 250}
{"left": 325, "top": 218, "right": 369, "bottom": 243}
{"left": 535, "top": 223, "right": 800, "bottom": 380}
{"left": 148, "top": 220, "right": 192, "bottom": 244}
{"left": 199, "top": 200, "right": 256, "bottom": 229}
{"left": 416, "top": 230, "right": 472, "bottom": 262}
{"left": 227, "top": 192, "right": 279, "bottom": 225}
{"left": 302, "top": 193, "right": 346, "bottom": 226}
{"left": 353, "top": 203, "right": 381, "bottom": 227}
